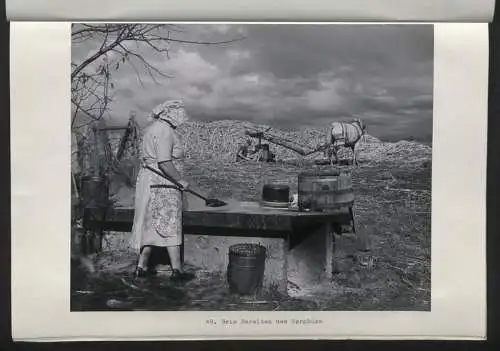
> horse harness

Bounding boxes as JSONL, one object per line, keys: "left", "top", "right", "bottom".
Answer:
{"left": 351, "top": 120, "right": 364, "bottom": 143}
{"left": 333, "top": 121, "right": 363, "bottom": 148}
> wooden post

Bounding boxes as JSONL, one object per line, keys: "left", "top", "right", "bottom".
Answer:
{"left": 349, "top": 207, "right": 370, "bottom": 252}
{"left": 91, "top": 123, "right": 99, "bottom": 177}
{"left": 116, "top": 113, "right": 137, "bottom": 161}
{"left": 324, "top": 222, "right": 336, "bottom": 279}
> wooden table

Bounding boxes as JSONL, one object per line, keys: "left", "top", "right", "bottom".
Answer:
{"left": 83, "top": 200, "right": 354, "bottom": 248}
{"left": 82, "top": 199, "right": 356, "bottom": 293}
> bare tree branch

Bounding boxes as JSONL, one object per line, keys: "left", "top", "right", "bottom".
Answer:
{"left": 71, "top": 23, "right": 245, "bottom": 132}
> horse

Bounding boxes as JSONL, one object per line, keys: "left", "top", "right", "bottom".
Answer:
{"left": 325, "top": 119, "right": 367, "bottom": 166}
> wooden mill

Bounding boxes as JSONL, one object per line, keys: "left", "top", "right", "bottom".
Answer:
{"left": 244, "top": 126, "right": 325, "bottom": 162}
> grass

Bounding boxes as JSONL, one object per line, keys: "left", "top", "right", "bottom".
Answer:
{"left": 72, "top": 155, "right": 431, "bottom": 311}
{"left": 73, "top": 120, "right": 431, "bottom": 311}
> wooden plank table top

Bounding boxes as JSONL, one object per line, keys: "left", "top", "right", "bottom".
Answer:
{"left": 83, "top": 197, "right": 354, "bottom": 249}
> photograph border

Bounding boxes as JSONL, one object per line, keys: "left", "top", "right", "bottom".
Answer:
{"left": 10, "top": 22, "right": 487, "bottom": 341}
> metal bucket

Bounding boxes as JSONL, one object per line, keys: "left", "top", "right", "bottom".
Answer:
{"left": 227, "top": 244, "right": 266, "bottom": 295}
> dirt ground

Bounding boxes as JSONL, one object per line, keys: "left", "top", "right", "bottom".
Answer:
{"left": 71, "top": 155, "right": 431, "bottom": 311}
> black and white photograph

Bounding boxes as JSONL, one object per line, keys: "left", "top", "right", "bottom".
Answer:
{"left": 70, "top": 23, "right": 433, "bottom": 312}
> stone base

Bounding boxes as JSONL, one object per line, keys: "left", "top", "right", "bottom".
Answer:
{"left": 287, "top": 223, "right": 334, "bottom": 288}
{"left": 184, "top": 234, "right": 287, "bottom": 293}
{"left": 99, "top": 225, "right": 335, "bottom": 296}
{"left": 184, "top": 224, "right": 333, "bottom": 295}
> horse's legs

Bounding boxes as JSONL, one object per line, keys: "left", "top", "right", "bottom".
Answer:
{"left": 351, "top": 145, "right": 357, "bottom": 166}
{"left": 328, "top": 148, "right": 335, "bottom": 167}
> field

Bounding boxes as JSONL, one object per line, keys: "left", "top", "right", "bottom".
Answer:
{"left": 72, "top": 120, "right": 431, "bottom": 311}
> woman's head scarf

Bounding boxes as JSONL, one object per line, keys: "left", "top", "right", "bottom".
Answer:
{"left": 151, "top": 99, "right": 189, "bottom": 128}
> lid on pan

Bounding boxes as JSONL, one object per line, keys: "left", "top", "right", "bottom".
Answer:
{"left": 298, "top": 169, "right": 342, "bottom": 177}
{"left": 262, "top": 183, "right": 290, "bottom": 191}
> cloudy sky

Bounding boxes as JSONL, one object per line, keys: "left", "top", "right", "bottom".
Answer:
{"left": 72, "top": 24, "right": 433, "bottom": 142}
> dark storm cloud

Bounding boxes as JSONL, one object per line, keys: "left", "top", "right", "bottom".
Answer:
{"left": 215, "top": 24, "right": 433, "bottom": 80}
{"left": 72, "top": 23, "right": 434, "bottom": 142}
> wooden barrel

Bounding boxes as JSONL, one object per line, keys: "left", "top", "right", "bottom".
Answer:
{"left": 297, "top": 170, "right": 354, "bottom": 212}
{"left": 80, "top": 175, "right": 109, "bottom": 208}
{"left": 227, "top": 244, "right": 266, "bottom": 295}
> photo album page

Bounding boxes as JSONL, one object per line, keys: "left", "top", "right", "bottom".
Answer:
{"left": 9, "top": 0, "right": 494, "bottom": 341}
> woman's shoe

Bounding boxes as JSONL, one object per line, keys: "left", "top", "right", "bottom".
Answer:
{"left": 135, "top": 267, "right": 148, "bottom": 278}
{"left": 170, "top": 269, "right": 195, "bottom": 282}
{"left": 134, "top": 267, "right": 157, "bottom": 278}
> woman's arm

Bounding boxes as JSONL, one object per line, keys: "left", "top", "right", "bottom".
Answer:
{"left": 158, "top": 161, "right": 185, "bottom": 184}
{"left": 156, "top": 128, "right": 189, "bottom": 189}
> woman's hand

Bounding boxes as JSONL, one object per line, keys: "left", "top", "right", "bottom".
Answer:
{"left": 178, "top": 179, "right": 189, "bottom": 190}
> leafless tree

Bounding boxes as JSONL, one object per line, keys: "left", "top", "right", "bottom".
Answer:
{"left": 71, "top": 24, "right": 244, "bottom": 130}
{"left": 71, "top": 24, "right": 244, "bottom": 199}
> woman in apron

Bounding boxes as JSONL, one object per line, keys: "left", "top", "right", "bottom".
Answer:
{"left": 130, "top": 99, "right": 195, "bottom": 282}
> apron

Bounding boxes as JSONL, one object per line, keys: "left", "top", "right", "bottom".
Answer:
{"left": 130, "top": 163, "right": 187, "bottom": 252}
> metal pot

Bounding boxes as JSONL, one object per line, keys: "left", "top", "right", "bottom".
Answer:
{"left": 261, "top": 183, "right": 290, "bottom": 208}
